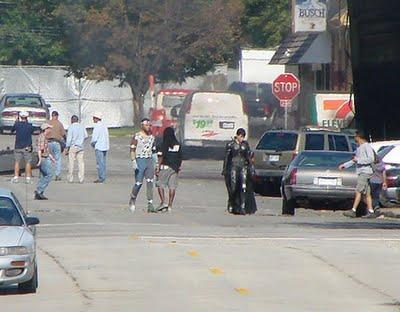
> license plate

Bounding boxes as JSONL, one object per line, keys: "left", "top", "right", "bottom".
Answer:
{"left": 317, "top": 178, "right": 341, "bottom": 186}
{"left": 219, "top": 121, "right": 235, "bottom": 129}
{"left": 269, "top": 155, "right": 280, "bottom": 162}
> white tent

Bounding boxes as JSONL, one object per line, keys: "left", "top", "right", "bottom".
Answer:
{"left": 0, "top": 66, "right": 134, "bottom": 128}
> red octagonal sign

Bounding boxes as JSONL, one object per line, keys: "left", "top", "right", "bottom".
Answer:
{"left": 272, "top": 73, "right": 301, "bottom": 101}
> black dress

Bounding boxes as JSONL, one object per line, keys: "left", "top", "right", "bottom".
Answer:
{"left": 222, "top": 139, "right": 257, "bottom": 215}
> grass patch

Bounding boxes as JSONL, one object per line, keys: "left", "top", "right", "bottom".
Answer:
{"left": 87, "top": 126, "right": 137, "bottom": 137}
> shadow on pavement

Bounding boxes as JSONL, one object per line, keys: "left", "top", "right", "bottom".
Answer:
{"left": 288, "top": 221, "right": 400, "bottom": 230}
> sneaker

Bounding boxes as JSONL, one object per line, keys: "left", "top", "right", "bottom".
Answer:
{"left": 363, "top": 211, "right": 380, "bottom": 219}
{"left": 157, "top": 203, "right": 168, "bottom": 212}
{"left": 343, "top": 210, "right": 357, "bottom": 218}
{"left": 25, "top": 177, "right": 32, "bottom": 184}
{"left": 55, "top": 176, "right": 62, "bottom": 181}
{"left": 11, "top": 177, "right": 19, "bottom": 184}
{"left": 34, "top": 191, "right": 48, "bottom": 200}
{"left": 167, "top": 206, "right": 172, "bottom": 213}
{"left": 129, "top": 204, "right": 136, "bottom": 213}
{"left": 147, "top": 202, "right": 156, "bottom": 213}
{"left": 93, "top": 179, "right": 104, "bottom": 184}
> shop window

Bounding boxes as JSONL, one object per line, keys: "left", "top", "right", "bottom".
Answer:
{"left": 314, "top": 64, "right": 331, "bottom": 91}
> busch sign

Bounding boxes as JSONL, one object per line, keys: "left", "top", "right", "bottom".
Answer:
{"left": 294, "top": 0, "right": 327, "bottom": 32}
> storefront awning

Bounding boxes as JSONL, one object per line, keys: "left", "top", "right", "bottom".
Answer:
{"left": 270, "top": 31, "right": 332, "bottom": 65}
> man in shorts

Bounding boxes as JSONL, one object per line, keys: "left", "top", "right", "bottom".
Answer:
{"left": 11, "top": 111, "right": 34, "bottom": 184}
{"left": 129, "top": 118, "right": 157, "bottom": 213}
{"left": 339, "top": 131, "right": 376, "bottom": 218}
{"left": 156, "top": 127, "right": 183, "bottom": 212}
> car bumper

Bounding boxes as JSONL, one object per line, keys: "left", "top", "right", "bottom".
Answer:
{"left": 184, "top": 140, "right": 229, "bottom": 148}
{"left": 0, "top": 254, "right": 35, "bottom": 286}
{"left": 286, "top": 185, "right": 355, "bottom": 200}
{"left": 1, "top": 118, "right": 45, "bottom": 129}
{"left": 254, "top": 169, "right": 285, "bottom": 178}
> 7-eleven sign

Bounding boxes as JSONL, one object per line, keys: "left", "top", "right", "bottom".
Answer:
{"left": 314, "top": 94, "right": 355, "bottom": 128}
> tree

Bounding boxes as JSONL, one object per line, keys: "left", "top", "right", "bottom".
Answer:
{"left": 241, "top": 0, "right": 291, "bottom": 48}
{"left": 57, "top": 0, "right": 243, "bottom": 125}
{"left": 0, "top": 0, "right": 67, "bottom": 65}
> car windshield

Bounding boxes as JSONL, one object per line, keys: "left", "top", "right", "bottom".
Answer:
{"left": 4, "top": 96, "right": 43, "bottom": 108}
{"left": 294, "top": 152, "right": 353, "bottom": 168}
{"left": 378, "top": 145, "right": 395, "bottom": 159}
{"left": 256, "top": 132, "right": 298, "bottom": 151}
{"left": 162, "top": 95, "right": 186, "bottom": 108}
{"left": 0, "top": 197, "right": 23, "bottom": 226}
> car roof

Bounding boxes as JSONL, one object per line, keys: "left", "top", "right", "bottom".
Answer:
{"left": 0, "top": 188, "right": 13, "bottom": 197}
{"left": 2, "top": 93, "right": 42, "bottom": 98}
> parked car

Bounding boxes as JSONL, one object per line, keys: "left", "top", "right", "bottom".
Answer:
{"left": 173, "top": 91, "right": 248, "bottom": 154}
{"left": 253, "top": 127, "right": 354, "bottom": 195}
{"left": 150, "top": 89, "right": 193, "bottom": 142}
{"left": 370, "top": 140, "right": 400, "bottom": 153}
{"left": 0, "top": 93, "right": 50, "bottom": 133}
{"left": 0, "top": 188, "right": 39, "bottom": 293}
{"left": 281, "top": 151, "right": 356, "bottom": 215}
{"left": 380, "top": 167, "right": 400, "bottom": 207}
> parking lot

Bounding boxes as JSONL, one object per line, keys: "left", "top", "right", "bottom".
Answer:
{"left": 1, "top": 135, "right": 400, "bottom": 311}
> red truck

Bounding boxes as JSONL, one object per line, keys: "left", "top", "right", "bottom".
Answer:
{"left": 150, "top": 89, "right": 193, "bottom": 140}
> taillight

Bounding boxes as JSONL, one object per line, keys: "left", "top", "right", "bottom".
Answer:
{"left": 242, "top": 102, "right": 248, "bottom": 115}
{"left": 30, "top": 111, "right": 47, "bottom": 118}
{"left": 2, "top": 111, "right": 18, "bottom": 117}
{"left": 289, "top": 168, "right": 297, "bottom": 185}
{"left": 264, "top": 105, "right": 270, "bottom": 115}
{"left": 386, "top": 176, "right": 397, "bottom": 188}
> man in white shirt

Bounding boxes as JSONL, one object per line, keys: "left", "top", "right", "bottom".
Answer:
{"left": 91, "top": 112, "right": 110, "bottom": 183}
{"left": 66, "top": 115, "right": 88, "bottom": 183}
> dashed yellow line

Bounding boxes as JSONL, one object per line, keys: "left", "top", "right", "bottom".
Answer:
{"left": 187, "top": 250, "right": 199, "bottom": 257}
{"left": 209, "top": 267, "right": 224, "bottom": 275}
{"left": 235, "top": 288, "right": 250, "bottom": 295}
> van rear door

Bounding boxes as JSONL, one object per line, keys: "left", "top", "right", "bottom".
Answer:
{"left": 183, "top": 93, "right": 248, "bottom": 146}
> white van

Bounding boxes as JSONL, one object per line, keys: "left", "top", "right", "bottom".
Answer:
{"left": 173, "top": 91, "right": 248, "bottom": 149}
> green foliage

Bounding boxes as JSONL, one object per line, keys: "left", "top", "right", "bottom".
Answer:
{"left": 241, "top": 0, "right": 291, "bottom": 48}
{"left": 0, "top": 0, "right": 67, "bottom": 65}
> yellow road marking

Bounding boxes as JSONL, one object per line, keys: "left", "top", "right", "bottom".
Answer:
{"left": 187, "top": 250, "right": 199, "bottom": 257}
{"left": 235, "top": 288, "right": 250, "bottom": 295}
{"left": 209, "top": 267, "right": 224, "bottom": 275}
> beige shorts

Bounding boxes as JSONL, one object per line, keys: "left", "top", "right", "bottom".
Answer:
{"left": 157, "top": 167, "right": 178, "bottom": 190}
{"left": 356, "top": 173, "right": 372, "bottom": 195}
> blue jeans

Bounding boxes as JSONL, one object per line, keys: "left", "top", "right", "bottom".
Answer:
{"left": 48, "top": 141, "right": 62, "bottom": 177}
{"left": 95, "top": 150, "right": 107, "bottom": 181}
{"left": 370, "top": 182, "right": 382, "bottom": 210}
{"left": 131, "top": 158, "right": 154, "bottom": 202}
{"left": 36, "top": 157, "right": 54, "bottom": 194}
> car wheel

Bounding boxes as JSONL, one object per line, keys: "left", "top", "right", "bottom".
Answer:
{"left": 19, "top": 263, "right": 38, "bottom": 294}
{"left": 379, "top": 193, "right": 398, "bottom": 208}
{"left": 282, "top": 197, "right": 295, "bottom": 215}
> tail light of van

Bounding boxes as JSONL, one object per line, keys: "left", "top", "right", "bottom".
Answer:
{"left": 289, "top": 168, "right": 297, "bottom": 185}
{"left": 263, "top": 105, "right": 270, "bottom": 116}
{"left": 242, "top": 102, "right": 248, "bottom": 115}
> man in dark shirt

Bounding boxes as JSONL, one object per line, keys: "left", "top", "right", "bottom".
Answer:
{"left": 11, "top": 111, "right": 34, "bottom": 184}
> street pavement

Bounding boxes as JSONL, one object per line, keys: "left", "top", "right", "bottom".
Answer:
{"left": 1, "top": 136, "right": 400, "bottom": 311}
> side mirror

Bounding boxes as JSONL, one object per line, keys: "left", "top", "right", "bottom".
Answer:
{"left": 171, "top": 105, "right": 181, "bottom": 118}
{"left": 25, "top": 216, "right": 40, "bottom": 226}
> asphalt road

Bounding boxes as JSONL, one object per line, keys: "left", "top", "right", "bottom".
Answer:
{"left": 1, "top": 136, "right": 400, "bottom": 311}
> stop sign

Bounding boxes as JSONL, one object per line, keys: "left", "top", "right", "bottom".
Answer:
{"left": 272, "top": 73, "right": 301, "bottom": 101}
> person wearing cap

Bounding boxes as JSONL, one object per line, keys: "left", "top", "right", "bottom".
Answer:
{"left": 35, "top": 123, "right": 56, "bottom": 200}
{"left": 129, "top": 118, "right": 158, "bottom": 213}
{"left": 46, "top": 111, "right": 67, "bottom": 181}
{"left": 65, "top": 115, "right": 88, "bottom": 183}
{"left": 11, "top": 111, "right": 35, "bottom": 184}
{"left": 91, "top": 112, "right": 109, "bottom": 183}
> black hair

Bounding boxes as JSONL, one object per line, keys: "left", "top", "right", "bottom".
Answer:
{"left": 236, "top": 128, "right": 246, "bottom": 137}
{"left": 163, "top": 127, "right": 179, "bottom": 148}
{"left": 355, "top": 130, "right": 367, "bottom": 140}
{"left": 52, "top": 111, "right": 59, "bottom": 116}
{"left": 141, "top": 118, "right": 150, "bottom": 123}
{"left": 71, "top": 115, "right": 79, "bottom": 122}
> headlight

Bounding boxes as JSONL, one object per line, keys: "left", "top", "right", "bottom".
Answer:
{"left": 0, "top": 246, "right": 32, "bottom": 256}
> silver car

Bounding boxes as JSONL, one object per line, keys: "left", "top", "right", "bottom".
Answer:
{"left": 281, "top": 151, "right": 357, "bottom": 215}
{"left": 0, "top": 188, "right": 39, "bottom": 293}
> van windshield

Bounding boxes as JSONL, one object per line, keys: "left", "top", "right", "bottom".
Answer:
{"left": 256, "top": 132, "right": 298, "bottom": 151}
{"left": 191, "top": 93, "right": 242, "bottom": 115}
{"left": 162, "top": 95, "right": 186, "bottom": 108}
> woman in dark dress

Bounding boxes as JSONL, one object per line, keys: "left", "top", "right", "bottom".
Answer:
{"left": 222, "top": 128, "right": 257, "bottom": 215}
